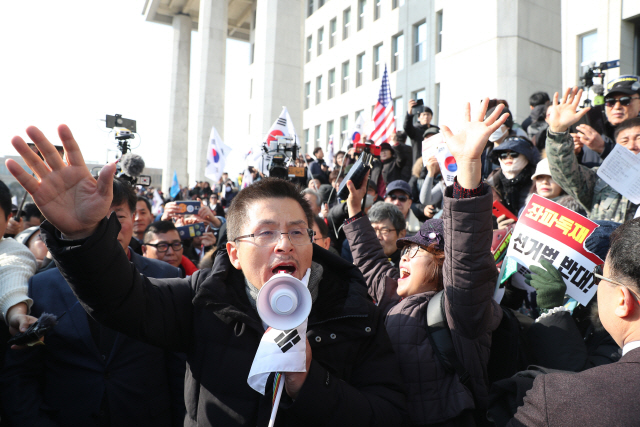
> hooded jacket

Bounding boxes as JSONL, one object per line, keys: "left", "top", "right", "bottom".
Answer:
{"left": 40, "top": 216, "right": 407, "bottom": 427}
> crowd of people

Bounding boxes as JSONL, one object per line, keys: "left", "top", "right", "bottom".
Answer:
{"left": 0, "top": 74, "right": 639, "bottom": 426}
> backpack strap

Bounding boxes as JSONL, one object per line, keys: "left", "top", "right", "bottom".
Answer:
{"left": 425, "top": 290, "right": 471, "bottom": 387}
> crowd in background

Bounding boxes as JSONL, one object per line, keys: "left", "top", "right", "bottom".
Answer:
{"left": 0, "top": 74, "right": 639, "bottom": 427}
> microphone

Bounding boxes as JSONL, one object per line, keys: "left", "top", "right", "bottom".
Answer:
{"left": 120, "top": 152, "right": 145, "bottom": 178}
{"left": 592, "top": 84, "right": 605, "bottom": 106}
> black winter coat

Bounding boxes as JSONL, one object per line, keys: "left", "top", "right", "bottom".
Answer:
{"left": 41, "top": 217, "right": 407, "bottom": 427}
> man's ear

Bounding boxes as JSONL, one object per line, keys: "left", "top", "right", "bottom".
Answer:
{"left": 398, "top": 229, "right": 407, "bottom": 239}
{"left": 141, "top": 244, "right": 148, "bottom": 256}
{"left": 227, "top": 242, "right": 242, "bottom": 271}
{"left": 615, "top": 286, "right": 637, "bottom": 319}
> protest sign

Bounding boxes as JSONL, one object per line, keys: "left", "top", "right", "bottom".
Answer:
{"left": 421, "top": 133, "right": 457, "bottom": 186}
{"left": 494, "top": 194, "right": 604, "bottom": 306}
{"left": 597, "top": 144, "right": 640, "bottom": 204}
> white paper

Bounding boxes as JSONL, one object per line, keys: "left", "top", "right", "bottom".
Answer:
{"left": 597, "top": 144, "right": 640, "bottom": 204}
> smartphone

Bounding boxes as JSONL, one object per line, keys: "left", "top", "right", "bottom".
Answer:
{"left": 492, "top": 200, "right": 518, "bottom": 222}
{"left": 174, "top": 201, "right": 201, "bottom": 215}
{"left": 415, "top": 99, "right": 424, "bottom": 106}
{"left": 176, "top": 223, "right": 207, "bottom": 240}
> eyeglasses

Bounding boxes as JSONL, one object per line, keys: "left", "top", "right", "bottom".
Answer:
{"left": 593, "top": 264, "right": 640, "bottom": 302}
{"left": 400, "top": 244, "right": 427, "bottom": 259}
{"left": 145, "top": 241, "right": 183, "bottom": 253}
{"left": 387, "top": 194, "right": 409, "bottom": 203}
{"left": 372, "top": 227, "right": 397, "bottom": 237}
{"left": 234, "top": 228, "right": 314, "bottom": 247}
{"left": 604, "top": 96, "right": 640, "bottom": 107}
{"left": 499, "top": 152, "right": 520, "bottom": 160}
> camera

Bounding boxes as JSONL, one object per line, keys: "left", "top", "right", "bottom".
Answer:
{"left": 337, "top": 140, "right": 380, "bottom": 200}
{"left": 262, "top": 136, "right": 304, "bottom": 180}
{"left": 580, "top": 60, "right": 620, "bottom": 107}
{"left": 105, "top": 114, "right": 151, "bottom": 187}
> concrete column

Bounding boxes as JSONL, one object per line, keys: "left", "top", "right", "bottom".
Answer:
{"left": 164, "top": 13, "right": 191, "bottom": 194}
{"left": 193, "top": 0, "right": 227, "bottom": 182}
{"left": 249, "top": 0, "right": 304, "bottom": 147}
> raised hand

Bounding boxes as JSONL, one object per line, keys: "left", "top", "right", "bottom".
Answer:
{"left": 6, "top": 125, "right": 115, "bottom": 239}
{"left": 547, "top": 87, "right": 591, "bottom": 133}
{"left": 441, "top": 98, "right": 509, "bottom": 189}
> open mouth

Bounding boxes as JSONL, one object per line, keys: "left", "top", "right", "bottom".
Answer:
{"left": 272, "top": 263, "right": 297, "bottom": 275}
{"left": 399, "top": 267, "right": 411, "bottom": 279}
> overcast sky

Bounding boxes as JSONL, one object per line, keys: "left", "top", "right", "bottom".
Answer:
{"left": 0, "top": 0, "right": 250, "bottom": 185}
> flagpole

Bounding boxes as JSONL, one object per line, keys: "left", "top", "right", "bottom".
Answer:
{"left": 268, "top": 373, "right": 285, "bottom": 427}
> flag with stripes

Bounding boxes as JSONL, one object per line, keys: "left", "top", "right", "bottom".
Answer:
{"left": 369, "top": 65, "right": 396, "bottom": 145}
{"left": 326, "top": 134, "right": 334, "bottom": 168}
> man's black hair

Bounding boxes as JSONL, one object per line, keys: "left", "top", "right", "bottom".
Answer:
{"left": 313, "top": 215, "right": 329, "bottom": 239}
{"left": 22, "top": 203, "right": 42, "bottom": 221}
{"left": 0, "top": 180, "right": 11, "bottom": 220}
{"left": 143, "top": 220, "right": 178, "bottom": 244}
{"left": 137, "top": 196, "right": 152, "bottom": 212}
{"left": 313, "top": 146, "right": 323, "bottom": 156}
{"left": 614, "top": 117, "right": 640, "bottom": 142}
{"left": 227, "top": 178, "right": 314, "bottom": 242}
{"left": 112, "top": 178, "right": 137, "bottom": 214}
{"left": 608, "top": 218, "right": 640, "bottom": 292}
{"left": 423, "top": 107, "right": 433, "bottom": 115}
{"left": 395, "top": 131, "right": 408, "bottom": 143}
{"left": 529, "top": 92, "right": 550, "bottom": 107}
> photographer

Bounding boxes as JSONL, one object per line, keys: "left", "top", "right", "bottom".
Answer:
{"left": 343, "top": 99, "right": 506, "bottom": 426}
{"left": 405, "top": 100, "right": 440, "bottom": 164}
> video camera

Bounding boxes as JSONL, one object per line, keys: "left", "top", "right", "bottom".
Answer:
{"left": 262, "top": 136, "right": 305, "bottom": 180}
{"left": 337, "top": 140, "right": 380, "bottom": 200}
{"left": 580, "top": 60, "right": 620, "bottom": 107}
{"left": 105, "top": 114, "right": 151, "bottom": 187}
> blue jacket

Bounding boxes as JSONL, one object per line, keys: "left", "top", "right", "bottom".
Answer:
{"left": 0, "top": 250, "right": 185, "bottom": 427}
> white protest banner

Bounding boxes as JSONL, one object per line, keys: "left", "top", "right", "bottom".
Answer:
{"left": 495, "top": 194, "right": 604, "bottom": 306}
{"left": 596, "top": 144, "right": 640, "bottom": 204}
{"left": 421, "top": 133, "right": 458, "bottom": 186}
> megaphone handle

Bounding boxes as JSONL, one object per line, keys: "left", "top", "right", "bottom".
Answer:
{"left": 268, "top": 373, "right": 285, "bottom": 427}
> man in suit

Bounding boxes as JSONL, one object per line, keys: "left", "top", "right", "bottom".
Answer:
{"left": 508, "top": 90, "right": 640, "bottom": 426}
{"left": 0, "top": 178, "right": 185, "bottom": 427}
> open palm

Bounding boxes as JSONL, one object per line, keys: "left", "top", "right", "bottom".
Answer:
{"left": 547, "top": 87, "right": 590, "bottom": 133}
{"left": 6, "top": 125, "right": 115, "bottom": 239}
{"left": 442, "top": 98, "right": 509, "bottom": 163}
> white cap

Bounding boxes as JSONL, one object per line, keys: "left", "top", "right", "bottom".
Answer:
{"left": 531, "top": 158, "right": 551, "bottom": 180}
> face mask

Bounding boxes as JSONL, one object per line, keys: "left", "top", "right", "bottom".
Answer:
{"left": 226, "top": 186, "right": 231, "bottom": 192}
{"left": 489, "top": 125, "right": 508, "bottom": 142}
{"left": 500, "top": 155, "right": 529, "bottom": 179}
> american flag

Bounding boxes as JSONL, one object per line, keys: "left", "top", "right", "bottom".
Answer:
{"left": 370, "top": 65, "right": 396, "bottom": 145}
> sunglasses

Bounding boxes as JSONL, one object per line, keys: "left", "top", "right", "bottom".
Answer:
{"left": 499, "top": 152, "right": 520, "bottom": 160}
{"left": 593, "top": 264, "right": 640, "bottom": 303}
{"left": 604, "top": 96, "right": 640, "bottom": 107}
{"left": 387, "top": 194, "right": 409, "bottom": 202}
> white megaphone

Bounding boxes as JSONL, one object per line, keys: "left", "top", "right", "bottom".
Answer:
{"left": 256, "top": 269, "right": 312, "bottom": 330}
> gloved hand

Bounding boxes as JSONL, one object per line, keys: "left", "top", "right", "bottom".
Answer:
{"left": 524, "top": 259, "right": 567, "bottom": 309}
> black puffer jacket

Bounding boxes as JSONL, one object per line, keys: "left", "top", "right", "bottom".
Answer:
{"left": 42, "top": 217, "right": 407, "bottom": 427}
{"left": 344, "top": 186, "right": 502, "bottom": 425}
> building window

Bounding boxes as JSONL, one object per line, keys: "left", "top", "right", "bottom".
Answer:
{"left": 373, "top": 43, "right": 382, "bottom": 79}
{"left": 412, "top": 89, "right": 426, "bottom": 103}
{"left": 305, "top": 82, "right": 311, "bottom": 109}
{"left": 634, "top": 20, "right": 640, "bottom": 75}
{"left": 392, "top": 0, "right": 405, "bottom": 9}
{"left": 316, "top": 75, "right": 323, "bottom": 105}
{"left": 307, "top": 0, "right": 314, "bottom": 17}
{"left": 342, "top": 61, "right": 350, "bottom": 93}
{"left": 393, "top": 97, "right": 404, "bottom": 130}
{"left": 327, "top": 120, "right": 334, "bottom": 145}
{"left": 317, "top": 27, "right": 324, "bottom": 56}
{"left": 250, "top": 43, "right": 255, "bottom": 64}
{"left": 356, "top": 52, "right": 365, "bottom": 87}
{"left": 579, "top": 31, "right": 598, "bottom": 80}
{"left": 318, "top": 0, "right": 325, "bottom": 8}
{"left": 358, "top": 0, "right": 366, "bottom": 31}
{"left": 330, "top": 18, "right": 337, "bottom": 48}
{"left": 315, "top": 125, "right": 321, "bottom": 148}
{"left": 374, "top": 0, "right": 381, "bottom": 20}
{"left": 355, "top": 109, "right": 364, "bottom": 124}
{"left": 306, "top": 35, "right": 312, "bottom": 63}
{"left": 340, "top": 115, "right": 349, "bottom": 141}
{"left": 328, "top": 68, "right": 336, "bottom": 99}
{"left": 413, "top": 21, "right": 427, "bottom": 63}
{"left": 392, "top": 33, "right": 404, "bottom": 72}
{"left": 436, "top": 10, "right": 443, "bottom": 54}
{"left": 304, "top": 129, "right": 310, "bottom": 146}
{"left": 343, "top": 8, "right": 351, "bottom": 40}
